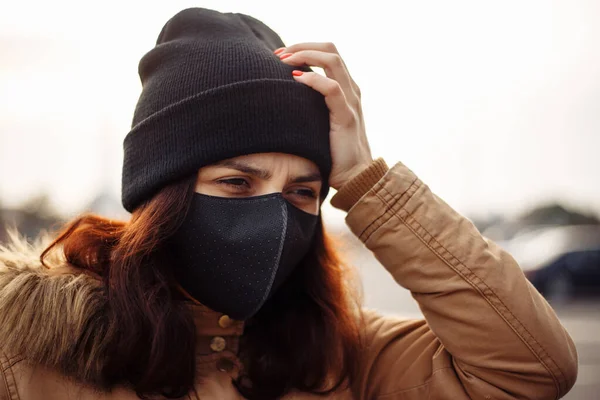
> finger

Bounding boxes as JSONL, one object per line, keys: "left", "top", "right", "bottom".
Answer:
{"left": 280, "top": 50, "right": 357, "bottom": 102}
{"left": 278, "top": 42, "right": 361, "bottom": 99}
{"left": 292, "top": 71, "right": 354, "bottom": 126}
{"left": 279, "top": 42, "right": 351, "bottom": 73}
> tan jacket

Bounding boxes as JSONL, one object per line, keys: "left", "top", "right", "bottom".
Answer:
{"left": 0, "top": 159, "right": 578, "bottom": 399}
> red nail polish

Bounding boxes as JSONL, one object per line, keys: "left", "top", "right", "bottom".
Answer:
{"left": 279, "top": 53, "right": 292, "bottom": 60}
{"left": 274, "top": 47, "right": 285, "bottom": 55}
{"left": 292, "top": 70, "right": 304, "bottom": 76}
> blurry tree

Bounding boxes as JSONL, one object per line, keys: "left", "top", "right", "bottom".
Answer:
{"left": 0, "top": 193, "right": 64, "bottom": 243}
{"left": 483, "top": 202, "right": 600, "bottom": 241}
{"left": 518, "top": 204, "right": 600, "bottom": 226}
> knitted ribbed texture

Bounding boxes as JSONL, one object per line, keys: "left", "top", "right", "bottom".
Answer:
{"left": 121, "top": 8, "right": 331, "bottom": 212}
{"left": 330, "top": 158, "right": 389, "bottom": 212}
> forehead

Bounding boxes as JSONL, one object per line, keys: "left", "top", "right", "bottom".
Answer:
{"left": 214, "top": 153, "right": 319, "bottom": 172}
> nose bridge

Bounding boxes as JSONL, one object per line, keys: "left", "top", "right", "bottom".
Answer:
{"left": 261, "top": 171, "right": 289, "bottom": 194}
{"left": 262, "top": 185, "right": 283, "bottom": 195}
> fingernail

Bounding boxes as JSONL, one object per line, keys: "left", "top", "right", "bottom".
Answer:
{"left": 292, "top": 70, "right": 304, "bottom": 76}
{"left": 279, "top": 53, "right": 292, "bottom": 60}
{"left": 274, "top": 47, "right": 285, "bottom": 55}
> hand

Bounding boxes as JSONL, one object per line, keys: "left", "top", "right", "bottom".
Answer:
{"left": 276, "top": 42, "right": 373, "bottom": 191}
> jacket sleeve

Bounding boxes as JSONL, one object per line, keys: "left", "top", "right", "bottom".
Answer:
{"left": 330, "top": 159, "right": 578, "bottom": 400}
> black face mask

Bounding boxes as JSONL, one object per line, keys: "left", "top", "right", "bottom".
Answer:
{"left": 169, "top": 192, "right": 319, "bottom": 320}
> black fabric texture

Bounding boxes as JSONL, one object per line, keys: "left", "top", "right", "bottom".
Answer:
{"left": 168, "top": 192, "right": 318, "bottom": 320}
{"left": 121, "top": 7, "right": 332, "bottom": 212}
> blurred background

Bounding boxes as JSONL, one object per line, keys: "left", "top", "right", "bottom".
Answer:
{"left": 1, "top": 0, "right": 598, "bottom": 398}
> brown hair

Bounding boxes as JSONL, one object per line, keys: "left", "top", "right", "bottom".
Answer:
{"left": 41, "top": 176, "right": 363, "bottom": 399}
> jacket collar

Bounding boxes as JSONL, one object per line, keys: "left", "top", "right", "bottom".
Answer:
{"left": 0, "top": 232, "right": 246, "bottom": 384}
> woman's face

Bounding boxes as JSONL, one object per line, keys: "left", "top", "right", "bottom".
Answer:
{"left": 195, "top": 153, "right": 322, "bottom": 215}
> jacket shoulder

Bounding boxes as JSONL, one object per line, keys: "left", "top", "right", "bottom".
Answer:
{"left": 0, "top": 232, "right": 112, "bottom": 388}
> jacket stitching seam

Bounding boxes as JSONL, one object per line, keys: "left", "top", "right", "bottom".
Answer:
{"left": 371, "top": 186, "right": 564, "bottom": 398}
{"left": 2, "top": 358, "right": 24, "bottom": 372}
{"left": 3, "top": 356, "right": 16, "bottom": 367}
{"left": 360, "top": 182, "right": 415, "bottom": 242}
{"left": 0, "top": 354, "right": 10, "bottom": 400}
{"left": 0, "top": 353, "right": 19, "bottom": 400}
{"left": 0, "top": 372, "right": 9, "bottom": 400}
{"left": 376, "top": 367, "right": 453, "bottom": 398}
{"left": 3, "top": 356, "right": 23, "bottom": 370}
{"left": 359, "top": 178, "right": 420, "bottom": 241}
{"left": 4, "top": 361, "right": 19, "bottom": 400}
{"left": 358, "top": 194, "right": 396, "bottom": 240}
{"left": 357, "top": 179, "right": 397, "bottom": 238}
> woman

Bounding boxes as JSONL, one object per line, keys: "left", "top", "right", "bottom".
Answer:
{"left": 0, "top": 7, "right": 577, "bottom": 400}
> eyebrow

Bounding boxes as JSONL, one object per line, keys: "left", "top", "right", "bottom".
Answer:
{"left": 214, "top": 159, "right": 322, "bottom": 184}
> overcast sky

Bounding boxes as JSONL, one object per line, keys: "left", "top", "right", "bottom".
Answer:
{"left": 1, "top": 0, "right": 599, "bottom": 223}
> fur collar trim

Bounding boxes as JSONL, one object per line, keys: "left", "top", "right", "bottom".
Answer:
{"left": 0, "top": 231, "right": 113, "bottom": 388}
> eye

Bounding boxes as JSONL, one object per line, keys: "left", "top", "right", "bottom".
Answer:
{"left": 288, "top": 188, "right": 317, "bottom": 199}
{"left": 217, "top": 178, "right": 250, "bottom": 191}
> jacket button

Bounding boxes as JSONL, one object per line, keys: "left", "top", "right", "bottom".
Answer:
{"left": 210, "top": 336, "right": 227, "bottom": 352}
{"left": 218, "top": 315, "right": 233, "bottom": 328}
{"left": 216, "top": 357, "right": 235, "bottom": 373}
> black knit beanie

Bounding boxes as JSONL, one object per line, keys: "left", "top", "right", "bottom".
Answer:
{"left": 121, "top": 7, "right": 332, "bottom": 212}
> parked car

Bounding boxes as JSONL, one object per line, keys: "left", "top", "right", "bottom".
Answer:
{"left": 525, "top": 249, "right": 600, "bottom": 303}
{"left": 490, "top": 224, "right": 600, "bottom": 303}
{"left": 493, "top": 224, "right": 600, "bottom": 272}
